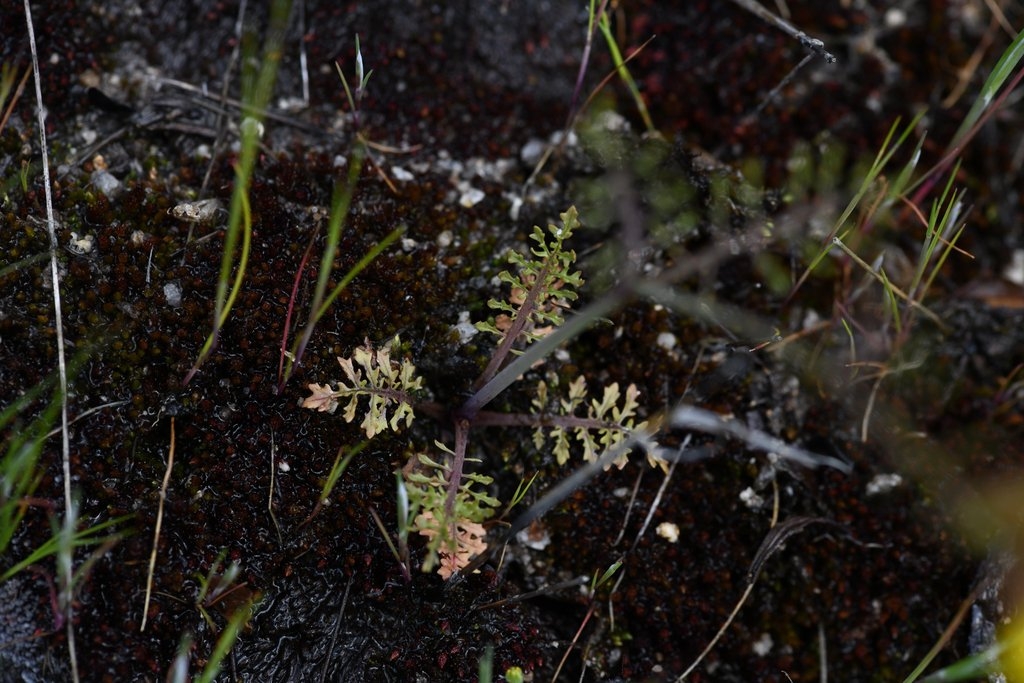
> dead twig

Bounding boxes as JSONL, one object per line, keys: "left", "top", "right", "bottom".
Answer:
{"left": 24, "top": 1, "right": 78, "bottom": 678}
{"left": 727, "top": 0, "right": 837, "bottom": 64}
{"left": 141, "top": 417, "right": 176, "bottom": 632}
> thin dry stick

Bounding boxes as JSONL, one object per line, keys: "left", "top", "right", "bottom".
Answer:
{"left": 24, "top": 2, "right": 77, "bottom": 679}
{"left": 677, "top": 578, "right": 757, "bottom": 680}
{"left": 861, "top": 373, "right": 886, "bottom": 443}
{"left": 676, "top": 484, "right": 780, "bottom": 682}
{"left": 630, "top": 440, "right": 685, "bottom": 552}
{"left": 297, "top": 0, "right": 310, "bottom": 106}
{"left": 819, "top": 621, "right": 828, "bottom": 683}
{"left": 740, "top": 53, "right": 815, "bottom": 124}
{"left": 607, "top": 442, "right": 686, "bottom": 632}
{"left": 550, "top": 579, "right": 612, "bottom": 683}
{"left": 899, "top": 569, "right": 991, "bottom": 682}
{"left": 522, "top": 34, "right": 656, "bottom": 191}
{"left": 982, "top": 0, "right": 1016, "bottom": 37}
{"left": 44, "top": 399, "right": 131, "bottom": 438}
{"left": 727, "top": 0, "right": 837, "bottom": 63}
{"left": 319, "top": 572, "right": 354, "bottom": 683}
{"left": 268, "top": 429, "right": 283, "bottom": 545}
{"left": 941, "top": 12, "right": 999, "bottom": 109}
{"left": 141, "top": 417, "right": 176, "bottom": 632}
{"left": 611, "top": 468, "right": 645, "bottom": 547}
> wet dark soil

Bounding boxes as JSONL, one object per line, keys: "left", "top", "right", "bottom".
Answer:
{"left": 2, "top": 2, "right": 1024, "bottom": 682}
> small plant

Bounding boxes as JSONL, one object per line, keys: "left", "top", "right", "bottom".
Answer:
{"left": 551, "top": 559, "right": 623, "bottom": 681}
{"left": 0, "top": 382, "right": 60, "bottom": 560}
{"left": 335, "top": 34, "right": 373, "bottom": 136}
{"left": 303, "top": 207, "right": 661, "bottom": 577}
{"left": 193, "top": 550, "right": 249, "bottom": 633}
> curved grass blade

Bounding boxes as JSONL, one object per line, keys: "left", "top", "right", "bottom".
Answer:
{"left": 184, "top": 0, "right": 290, "bottom": 384}
{"left": 184, "top": 189, "right": 252, "bottom": 384}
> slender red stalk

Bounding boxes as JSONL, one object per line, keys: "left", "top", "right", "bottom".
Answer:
{"left": 276, "top": 231, "right": 318, "bottom": 392}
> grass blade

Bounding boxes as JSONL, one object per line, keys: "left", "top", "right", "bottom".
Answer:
{"left": 185, "top": 0, "right": 290, "bottom": 383}
{"left": 185, "top": 189, "right": 253, "bottom": 383}
{"left": 786, "top": 113, "right": 925, "bottom": 302}
{"left": 597, "top": 11, "right": 656, "bottom": 133}
{"left": 948, "top": 28, "right": 1024, "bottom": 149}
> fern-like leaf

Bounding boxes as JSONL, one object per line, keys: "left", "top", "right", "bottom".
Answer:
{"left": 301, "top": 336, "right": 423, "bottom": 438}
{"left": 476, "top": 206, "right": 584, "bottom": 349}
{"left": 534, "top": 376, "right": 656, "bottom": 469}
{"left": 405, "top": 446, "right": 499, "bottom": 576}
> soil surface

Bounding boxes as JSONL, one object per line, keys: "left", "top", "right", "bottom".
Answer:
{"left": 2, "top": 2, "right": 1024, "bottom": 682}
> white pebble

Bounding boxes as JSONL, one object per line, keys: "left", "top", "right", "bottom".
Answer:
{"left": 68, "top": 232, "right": 95, "bottom": 255}
{"left": 163, "top": 281, "right": 182, "bottom": 308}
{"left": 459, "top": 186, "right": 485, "bottom": 208}
{"left": 656, "top": 522, "right": 680, "bottom": 543}
{"left": 865, "top": 473, "right": 903, "bottom": 496}
{"left": 656, "top": 331, "right": 678, "bottom": 352}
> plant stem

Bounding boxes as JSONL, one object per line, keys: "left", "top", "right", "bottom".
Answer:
{"left": 444, "top": 419, "right": 471, "bottom": 543}
{"left": 462, "top": 284, "right": 631, "bottom": 417}
{"left": 472, "top": 259, "right": 555, "bottom": 397}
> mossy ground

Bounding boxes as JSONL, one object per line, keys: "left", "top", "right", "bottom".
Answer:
{"left": 2, "top": 2, "right": 1024, "bottom": 681}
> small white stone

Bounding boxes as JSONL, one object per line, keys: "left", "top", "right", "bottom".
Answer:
{"left": 391, "top": 165, "right": 414, "bottom": 182}
{"left": 520, "top": 138, "right": 546, "bottom": 166}
{"left": 884, "top": 8, "right": 907, "bottom": 27}
{"left": 92, "top": 169, "right": 122, "bottom": 197}
{"left": 277, "top": 460, "right": 291, "bottom": 472}
{"left": 452, "top": 311, "right": 478, "bottom": 344}
{"left": 1003, "top": 249, "right": 1024, "bottom": 285}
{"left": 459, "top": 186, "right": 485, "bottom": 208}
{"left": 508, "top": 195, "right": 523, "bottom": 221}
{"left": 276, "top": 96, "right": 307, "bottom": 112}
{"left": 656, "top": 522, "right": 680, "bottom": 543}
{"left": 866, "top": 473, "right": 903, "bottom": 496}
{"left": 752, "top": 632, "right": 774, "bottom": 656}
{"left": 594, "top": 110, "right": 629, "bottom": 133}
{"left": 656, "top": 331, "right": 678, "bottom": 352}
{"left": 68, "top": 232, "right": 95, "bottom": 255}
{"left": 163, "top": 281, "right": 183, "bottom": 308}
{"left": 171, "top": 198, "right": 222, "bottom": 223}
{"left": 516, "top": 525, "right": 550, "bottom": 551}
{"left": 436, "top": 230, "right": 454, "bottom": 248}
{"left": 739, "top": 486, "right": 764, "bottom": 509}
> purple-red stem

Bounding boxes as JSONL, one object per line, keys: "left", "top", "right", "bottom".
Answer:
{"left": 444, "top": 418, "right": 471, "bottom": 546}
{"left": 470, "top": 260, "right": 554, "bottom": 406}
{"left": 277, "top": 232, "right": 318, "bottom": 392}
{"left": 567, "top": 0, "right": 611, "bottom": 126}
